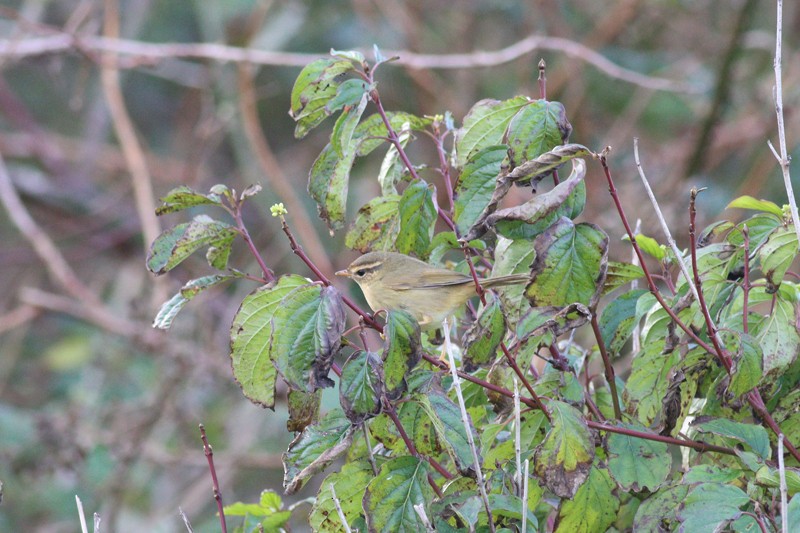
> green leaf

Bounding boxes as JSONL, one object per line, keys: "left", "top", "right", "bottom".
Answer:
{"left": 146, "top": 215, "right": 238, "bottom": 275}
{"left": 677, "top": 483, "right": 749, "bottom": 532}
{"left": 682, "top": 464, "right": 745, "bottom": 485}
{"left": 371, "top": 400, "right": 439, "bottom": 456}
{"left": 554, "top": 466, "right": 618, "bottom": 533}
{"left": 598, "top": 289, "right": 649, "bottom": 357}
{"left": 382, "top": 310, "right": 422, "bottom": 396}
{"left": 726, "top": 332, "right": 763, "bottom": 396}
{"left": 284, "top": 409, "right": 354, "bottom": 494}
{"left": 744, "top": 286, "right": 799, "bottom": 373}
{"left": 396, "top": 179, "right": 437, "bottom": 259}
{"left": 728, "top": 213, "right": 782, "bottom": 250}
{"left": 345, "top": 194, "right": 401, "bottom": 253}
{"left": 230, "top": 275, "right": 308, "bottom": 408}
{"left": 377, "top": 120, "right": 412, "bottom": 195}
{"left": 154, "top": 185, "right": 222, "bottom": 215}
{"left": 416, "top": 389, "right": 480, "bottom": 474}
{"left": 462, "top": 293, "right": 506, "bottom": 370}
{"left": 602, "top": 261, "right": 645, "bottom": 296}
{"left": 623, "top": 342, "right": 679, "bottom": 426}
{"left": 205, "top": 236, "right": 234, "bottom": 270}
{"left": 453, "top": 145, "right": 507, "bottom": 235}
{"left": 309, "top": 460, "right": 374, "bottom": 532}
{"left": 308, "top": 143, "right": 357, "bottom": 230}
{"left": 525, "top": 218, "right": 609, "bottom": 309}
{"left": 632, "top": 233, "right": 666, "bottom": 261}
{"left": 354, "top": 112, "right": 432, "bottom": 157}
{"left": 505, "top": 143, "right": 592, "bottom": 184}
{"left": 727, "top": 195, "right": 783, "bottom": 217}
{"left": 224, "top": 490, "right": 292, "bottom": 532}
{"left": 691, "top": 417, "right": 771, "bottom": 461}
{"left": 534, "top": 400, "right": 594, "bottom": 498}
{"left": 330, "top": 89, "right": 369, "bottom": 156}
{"left": 339, "top": 350, "right": 382, "bottom": 423}
{"left": 271, "top": 284, "right": 346, "bottom": 393}
{"left": 455, "top": 96, "right": 530, "bottom": 167}
{"left": 632, "top": 484, "right": 689, "bottom": 532}
{"left": 754, "top": 465, "right": 800, "bottom": 496}
{"left": 516, "top": 304, "right": 591, "bottom": 350}
{"left": 605, "top": 422, "right": 671, "bottom": 491}
{"left": 487, "top": 158, "right": 586, "bottom": 230}
{"left": 153, "top": 274, "right": 236, "bottom": 329}
{"left": 491, "top": 237, "right": 536, "bottom": 322}
{"left": 759, "top": 225, "right": 798, "bottom": 293}
{"left": 286, "top": 389, "right": 321, "bottom": 433}
{"left": 363, "top": 456, "right": 434, "bottom": 533}
{"left": 330, "top": 48, "right": 367, "bottom": 64}
{"left": 224, "top": 489, "right": 284, "bottom": 516}
{"left": 504, "top": 99, "right": 572, "bottom": 169}
{"left": 486, "top": 493, "right": 539, "bottom": 530}
{"left": 290, "top": 58, "right": 355, "bottom": 138}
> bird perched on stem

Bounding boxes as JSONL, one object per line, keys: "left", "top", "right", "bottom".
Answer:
{"left": 336, "top": 251, "right": 529, "bottom": 328}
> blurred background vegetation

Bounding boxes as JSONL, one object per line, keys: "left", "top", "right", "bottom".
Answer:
{"left": 0, "top": 0, "right": 797, "bottom": 530}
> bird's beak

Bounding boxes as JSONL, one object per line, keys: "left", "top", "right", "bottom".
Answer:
{"left": 335, "top": 269, "right": 350, "bottom": 277}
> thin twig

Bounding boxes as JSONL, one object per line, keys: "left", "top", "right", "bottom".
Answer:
{"left": 443, "top": 318, "right": 495, "bottom": 533}
{"left": 199, "top": 424, "right": 227, "bottom": 533}
{"left": 769, "top": 0, "right": 800, "bottom": 250}
{"left": 521, "top": 459, "right": 530, "bottom": 533}
{"left": 631, "top": 218, "right": 642, "bottom": 354}
{"left": 633, "top": 139, "right": 701, "bottom": 303}
{"left": 329, "top": 483, "right": 352, "bottom": 533}
{"left": 76, "top": 495, "right": 89, "bottom": 533}
{"left": 513, "top": 378, "right": 522, "bottom": 496}
{"left": 178, "top": 508, "right": 194, "bottom": 533}
{"left": 413, "top": 504, "right": 436, "bottom": 532}
{"left": 779, "top": 434, "right": 788, "bottom": 533}
{"left": 589, "top": 314, "right": 623, "bottom": 419}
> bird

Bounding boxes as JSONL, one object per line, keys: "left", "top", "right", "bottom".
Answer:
{"left": 335, "top": 251, "right": 529, "bottom": 328}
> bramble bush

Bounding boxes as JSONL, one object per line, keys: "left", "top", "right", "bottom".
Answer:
{"left": 146, "top": 49, "right": 800, "bottom": 532}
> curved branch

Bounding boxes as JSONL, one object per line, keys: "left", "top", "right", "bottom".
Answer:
{"left": 1, "top": 31, "right": 697, "bottom": 93}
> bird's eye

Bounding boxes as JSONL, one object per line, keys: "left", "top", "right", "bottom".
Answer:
{"left": 355, "top": 269, "right": 366, "bottom": 277}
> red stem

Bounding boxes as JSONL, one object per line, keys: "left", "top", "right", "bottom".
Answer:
{"left": 589, "top": 315, "right": 623, "bottom": 420}
{"left": 234, "top": 206, "right": 275, "bottom": 283}
{"left": 600, "top": 155, "right": 800, "bottom": 463}
{"left": 688, "top": 188, "right": 732, "bottom": 370}
{"left": 199, "top": 424, "right": 228, "bottom": 533}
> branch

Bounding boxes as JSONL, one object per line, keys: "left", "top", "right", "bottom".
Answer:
{"left": 0, "top": 26, "right": 696, "bottom": 93}
{"left": 199, "top": 424, "right": 228, "bottom": 533}
{"left": 769, "top": 0, "right": 800, "bottom": 250}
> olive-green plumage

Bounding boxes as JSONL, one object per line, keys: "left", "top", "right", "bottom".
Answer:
{"left": 336, "top": 251, "right": 528, "bottom": 327}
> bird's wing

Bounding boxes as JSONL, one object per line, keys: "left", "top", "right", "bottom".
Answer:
{"left": 387, "top": 269, "right": 471, "bottom": 290}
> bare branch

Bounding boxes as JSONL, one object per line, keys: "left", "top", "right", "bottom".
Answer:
{"left": 770, "top": 0, "right": 800, "bottom": 250}
{"left": 0, "top": 32, "right": 697, "bottom": 93}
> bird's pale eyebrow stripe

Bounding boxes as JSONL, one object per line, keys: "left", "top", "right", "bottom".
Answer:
{"left": 351, "top": 260, "right": 382, "bottom": 273}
